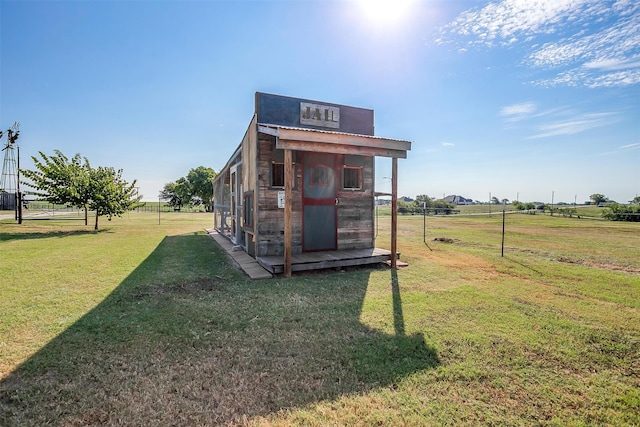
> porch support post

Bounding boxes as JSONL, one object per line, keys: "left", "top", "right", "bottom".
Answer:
{"left": 391, "top": 157, "right": 398, "bottom": 269}
{"left": 284, "top": 148, "right": 293, "bottom": 278}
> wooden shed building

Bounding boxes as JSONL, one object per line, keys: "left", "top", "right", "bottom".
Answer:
{"left": 212, "top": 93, "right": 411, "bottom": 276}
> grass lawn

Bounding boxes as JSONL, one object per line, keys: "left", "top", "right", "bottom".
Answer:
{"left": 1, "top": 212, "right": 638, "bottom": 425}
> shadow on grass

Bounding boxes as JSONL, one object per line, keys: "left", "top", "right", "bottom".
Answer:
{"left": 504, "top": 256, "right": 546, "bottom": 275}
{"left": 0, "top": 228, "right": 109, "bottom": 242}
{"left": 0, "top": 233, "right": 439, "bottom": 425}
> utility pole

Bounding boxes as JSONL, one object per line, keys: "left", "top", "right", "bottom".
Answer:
{"left": 501, "top": 199, "right": 506, "bottom": 257}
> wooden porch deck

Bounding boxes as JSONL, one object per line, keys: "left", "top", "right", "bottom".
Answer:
{"left": 207, "top": 228, "right": 397, "bottom": 276}
{"left": 206, "top": 229, "right": 273, "bottom": 280}
{"left": 257, "top": 247, "right": 396, "bottom": 274}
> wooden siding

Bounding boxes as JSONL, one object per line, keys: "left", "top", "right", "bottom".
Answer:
{"left": 242, "top": 114, "right": 257, "bottom": 194}
{"left": 277, "top": 139, "right": 407, "bottom": 159}
{"left": 336, "top": 157, "right": 374, "bottom": 250}
{"left": 255, "top": 132, "right": 374, "bottom": 256}
{"left": 256, "top": 134, "right": 303, "bottom": 256}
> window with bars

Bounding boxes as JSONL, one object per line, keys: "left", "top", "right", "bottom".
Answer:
{"left": 343, "top": 166, "right": 362, "bottom": 190}
{"left": 270, "top": 148, "right": 296, "bottom": 189}
{"left": 271, "top": 162, "right": 285, "bottom": 187}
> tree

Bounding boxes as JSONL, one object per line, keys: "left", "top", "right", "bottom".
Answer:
{"left": 187, "top": 166, "right": 217, "bottom": 210}
{"left": 21, "top": 150, "right": 92, "bottom": 225}
{"left": 491, "top": 196, "right": 500, "bottom": 204}
{"left": 602, "top": 203, "right": 640, "bottom": 222}
{"left": 630, "top": 196, "right": 640, "bottom": 205}
{"left": 414, "top": 194, "right": 431, "bottom": 206}
{"left": 88, "top": 166, "right": 141, "bottom": 230}
{"left": 590, "top": 193, "right": 608, "bottom": 205}
{"left": 161, "top": 166, "right": 217, "bottom": 211}
{"left": 21, "top": 150, "right": 141, "bottom": 229}
{"left": 413, "top": 194, "right": 432, "bottom": 212}
{"left": 397, "top": 200, "right": 415, "bottom": 215}
{"left": 159, "top": 182, "right": 182, "bottom": 209}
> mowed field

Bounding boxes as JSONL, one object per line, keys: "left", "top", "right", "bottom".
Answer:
{"left": 1, "top": 211, "right": 638, "bottom": 426}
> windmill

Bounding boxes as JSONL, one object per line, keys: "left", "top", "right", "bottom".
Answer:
{"left": 0, "top": 122, "right": 20, "bottom": 211}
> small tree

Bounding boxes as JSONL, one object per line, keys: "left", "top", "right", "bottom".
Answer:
{"left": 162, "top": 167, "right": 217, "bottom": 211}
{"left": 397, "top": 199, "right": 415, "bottom": 215}
{"left": 602, "top": 203, "right": 640, "bottom": 222}
{"left": 187, "top": 166, "right": 217, "bottom": 211}
{"left": 159, "top": 182, "right": 183, "bottom": 210}
{"left": 590, "top": 193, "right": 608, "bottom": 205}
{"left": 21, "top": 150, "right": 93, "bottom": 225}
{"left": 88, "top": 166, "right": 141, "bottom": 230}
{"left": 21, "top": 150, "right": 141, "bottom": 229}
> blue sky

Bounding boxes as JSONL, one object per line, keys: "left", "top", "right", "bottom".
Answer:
{"left": 1, "top": 0, "right": 638, "bottom": 203}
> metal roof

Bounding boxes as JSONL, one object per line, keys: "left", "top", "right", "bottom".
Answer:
{"left": 257, "top": 123, "right": 412, "bottom": 144}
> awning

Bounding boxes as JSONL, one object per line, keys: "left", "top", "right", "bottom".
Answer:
{"left": 257, "top": 123, "right": 411, "bottom": 159}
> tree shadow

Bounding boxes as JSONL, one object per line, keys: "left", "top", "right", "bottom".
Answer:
{"left": 0, "top": 234, "right": 439, "bottom": 425}
{"left": 0, "top": 229, "right": 109, "bottom": 242}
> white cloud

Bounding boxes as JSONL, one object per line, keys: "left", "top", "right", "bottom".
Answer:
{"left": 442, "top": 142, "right": 455, "bottom": 147}
{"left": 617, "top": 142, "right": 640, "bottom": 150}
{"left": 529, "top": 112, "right": 619, "bottom": 139}
{"left": 500, "top": 101, "right": 537, "bottom": 121}
{"left": 583, "top": 57, "right": 640, "bottom": 71}
{"left": 437, "top": 0, "right": 640, "bottom": 88}
{"left": 599, "top": 141, "right": 640, "bottom": 155}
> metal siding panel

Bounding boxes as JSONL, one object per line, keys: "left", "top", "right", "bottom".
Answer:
{"left": 256, "top": 92, "right": 374, "bottom": 135}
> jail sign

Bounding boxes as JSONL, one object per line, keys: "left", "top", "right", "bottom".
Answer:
{"left": 300, "top": 102, "right": 340, "bottom": 129}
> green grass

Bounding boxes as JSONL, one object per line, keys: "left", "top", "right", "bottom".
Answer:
{"left": 375, "top": 203, "right": 608, "bottom": 218}
{"left": 1, "top": 212, "right": 639, "bottom": 425}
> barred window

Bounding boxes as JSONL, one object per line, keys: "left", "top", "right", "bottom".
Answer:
{"left": 271, "top": 162, "right": 284, "bottom": 187}
{"left": 343, "top": 166, "right": 362, "bottom": 190}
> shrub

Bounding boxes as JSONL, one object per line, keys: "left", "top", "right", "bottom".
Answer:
{"left": 602, "top": 203, "right": 640, "bottom": 222}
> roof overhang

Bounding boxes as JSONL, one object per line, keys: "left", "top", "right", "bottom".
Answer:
{"left": 258, "top": 124, "right": 411, "bottom": 159}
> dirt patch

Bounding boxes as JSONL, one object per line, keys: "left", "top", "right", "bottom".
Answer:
{"left": 433, "top": 237, "right": 458, "bottom": 243}
{"left": 557, "top": 257, "right": 640, "bottom": 274}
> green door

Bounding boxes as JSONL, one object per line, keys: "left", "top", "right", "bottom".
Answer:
{"left": 302, "top": 153, "right": 337, "bottom": 252}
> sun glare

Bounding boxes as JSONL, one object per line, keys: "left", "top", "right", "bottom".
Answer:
{"left": 356, "top": 0, "right": 415, "bottom": 26}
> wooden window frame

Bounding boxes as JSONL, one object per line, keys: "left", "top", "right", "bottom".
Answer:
{"left": 342, "top": 166, "right": 362, "bottom": 190}
{"left": 270, "top": 161, "right": 296, "bottom": 189}
{"left": 243, "top": 190, "right": 254, "bottom": 231}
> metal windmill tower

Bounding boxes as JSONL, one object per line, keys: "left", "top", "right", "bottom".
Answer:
{"left": 0, "top": 122, "right": 20, "bottom": 210}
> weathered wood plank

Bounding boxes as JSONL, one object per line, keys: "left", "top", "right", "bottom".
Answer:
{"left": 256, "top": 247, "right": 395, "bottom": 274}
{"left": 284, "top": 148, "right": 293, "bottom": 278}
{"left": 391, "top": 157, "right": 398, "bottom": 269}
{"left": 277, "top": 140, "right": 407, "bottom": 159}
{"left": 263, "top": 126, "right": 411, "bottom": 151}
